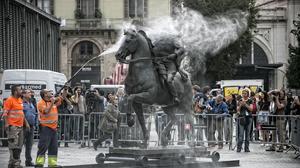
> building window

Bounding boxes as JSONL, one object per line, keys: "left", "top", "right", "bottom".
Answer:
{"left": 79, "top": 42, "right": 94, "bottom": 55}
{"left": 124, "top": 0, "right": 147, "bottom": 18}
{"left": 37, "top": 0, "right": 54, "bottom": 14}
{"left": 76, "top": 0, "right": 99, "bottom": 19}
{"left": 242, "top": 42, "right": 269, "bottom": 65}
{"left": 72, "top": 41, "right": 100, "bottom": 66}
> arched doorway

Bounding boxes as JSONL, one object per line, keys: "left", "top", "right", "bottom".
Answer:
{"left": 234, "top": 42, "right": 282, "bottom": 91}
{"left": 71, "top": 41, "right": 101, "bottom": 88}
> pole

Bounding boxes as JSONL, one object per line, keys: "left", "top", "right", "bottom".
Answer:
{"left": 55, "top": 54, "right": 104, "bottom": 96}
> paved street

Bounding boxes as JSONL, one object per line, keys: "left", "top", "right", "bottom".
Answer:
{"left": 0, "top": 142, "right": 299, "bottom": 168}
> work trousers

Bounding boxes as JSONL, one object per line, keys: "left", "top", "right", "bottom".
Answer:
{"left": 237, "top": 117, "right": 252, "bottom": 150}
{"left": 36, "top": 126, "right": 58, "bottom": 167}
{"left": 6, "top": 126, "right": 24, "bottom": 168}
{"left": 24, "top": 126, "right": 34, "bottom": 163}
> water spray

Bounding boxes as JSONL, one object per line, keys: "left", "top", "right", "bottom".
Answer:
{"left": 55, "top": 52, "right": 108, "bottom": 95}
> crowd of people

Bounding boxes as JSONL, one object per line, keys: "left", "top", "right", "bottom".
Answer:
{"left": 1, "top": 83, "right": 300, "bottom": 167}
{"left": 0, "top": 84, "right": 124, "bottom": 168}
{"left": 192, "top": 85, "right": 300, "bottom": 153}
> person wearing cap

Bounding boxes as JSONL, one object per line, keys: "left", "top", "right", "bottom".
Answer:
{"left": 35, "top": 88, "right": 67, "bottom": 168}
{"left": 236, "top": 89, "right": 253, "bottom": 152}
{"left": 3, "top": 85, "right": 30, "bottom": 168}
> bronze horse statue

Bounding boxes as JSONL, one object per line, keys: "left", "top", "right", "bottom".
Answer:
{"left": 115, "top": 29, "right": 195, "bottom": 146}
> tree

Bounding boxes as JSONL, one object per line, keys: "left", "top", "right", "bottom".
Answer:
{"left": 286, "top": 19, "right": 300, "bottom": 89}
{"left": 173, "top": 0, "right": 257, "bottom": 85}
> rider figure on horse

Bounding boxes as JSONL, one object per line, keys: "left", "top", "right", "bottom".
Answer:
{"left": 152, "top": 38, "right": 188, "bottom": 104}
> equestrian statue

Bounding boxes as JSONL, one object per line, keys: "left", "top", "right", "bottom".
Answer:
{"left": 115, "top": 28, "right": 194, "bottom": 147}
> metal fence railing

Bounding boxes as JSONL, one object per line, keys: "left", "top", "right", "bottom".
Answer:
{"left": 88, "top": 112, "right": 153, "bottom": 147}
{"left": 0, "top": 112, "right": 85, "bottom": 144}
{"left": 0, "top": 109, "right": 299, "bottom": 153}
{"left": 0, "top": 111, "right": 7, "bottom": 141}
{"left": 57, "top": 114, "right": 85, "bottom": 144}
{"left": 156, "top": 113, "right": 233, "bottom": 148}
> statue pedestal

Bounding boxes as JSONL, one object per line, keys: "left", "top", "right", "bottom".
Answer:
{"left": 108, "top": 146, "right": 209, "bottom": 158}
{"left": 96, "top": 146, "right": 214, "bottom": 166}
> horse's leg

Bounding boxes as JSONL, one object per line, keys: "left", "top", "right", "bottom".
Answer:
{"left": 132, "top": 102, "right": 149, "bottom": 148}
{"left": 123, "top": 95, "right": 135, "bottom": 127}
{"left": 161, "top": 107, "right": 177, "bottom": 146}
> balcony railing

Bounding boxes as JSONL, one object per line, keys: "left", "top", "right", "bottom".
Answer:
{"left": 257, "top": 8, "right": 286, "bottom": 21}
{"left": 61, "top": 18, "right": 144, "bottom": 30}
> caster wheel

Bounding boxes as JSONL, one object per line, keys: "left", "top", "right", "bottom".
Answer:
{"left": 211, "top": 151, "right": 220, "bottom": 162}
{"left": 95, "top": 153, "right": 106, "bottom": 164}
{"left": 177, "top": 155, "right": 186, "bottom": 165}
{"left": 136, "top": 156, "right": 148, "bottom": 167}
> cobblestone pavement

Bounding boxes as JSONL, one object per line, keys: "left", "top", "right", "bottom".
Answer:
{"left": 0, "top": 143, "right": 299, "bottom": 168}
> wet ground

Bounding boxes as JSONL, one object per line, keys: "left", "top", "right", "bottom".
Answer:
{"left": 0, "top": 142, "right": 299, "bottom": 168}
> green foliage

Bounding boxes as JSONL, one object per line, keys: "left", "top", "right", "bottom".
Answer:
{"left": 95, "top": 9, "right": 102, "bottom": 18}
{"left": 74, "top": 9, "right": 85, "bottom": 19}
{"left": 177, "top": 0, "right": 257, "bottom": 83}
{"left": 286, "top": 19, "right": 300, "bottom": 89}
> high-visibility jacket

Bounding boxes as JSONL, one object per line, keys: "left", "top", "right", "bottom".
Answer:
{"left": 37, "top": 97, "right": 62, "bottom": 130}
{"left": 3, "top": 96, "right": 24, "bottom": 127}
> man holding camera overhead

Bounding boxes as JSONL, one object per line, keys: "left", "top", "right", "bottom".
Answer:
{"left": 35, "top": 88, "right": 67, "bottom": 168}
{"left": 266, "top": 90, "right": 287, "bottom": 152}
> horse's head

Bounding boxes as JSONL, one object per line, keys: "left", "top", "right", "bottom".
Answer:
{"left": 115, "top": 29, "right": 138, "bottom": 62}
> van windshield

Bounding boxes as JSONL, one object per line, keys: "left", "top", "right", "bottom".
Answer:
{"left": 95, "top": 88, "right": 119, "bottom": 96}
{"left": 55, "top": 84, "right": 64, "bottom": 94}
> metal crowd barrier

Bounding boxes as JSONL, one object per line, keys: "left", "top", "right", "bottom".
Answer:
{"left": 88, "top": 112, "right": 153, "bottom": 147}
{"left": 0, "top": 112, "right": 86, "bottom": 144}
{"left": 0, "top": 111, "right": 7, "bottom": 141}
{"left": 1, "top": 109, "right": 299, "bottom": 151}
{"left": 57, "top": 114, "right": 85, "bottom": 144}
{"left": 156, "top": 113, "right": 233, "bottom": 148}
{"left": 232, "top": 113, "right": 300, "bottom": 149}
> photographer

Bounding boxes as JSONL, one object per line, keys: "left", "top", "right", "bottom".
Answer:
{"left": 291, "top": 95, "right": 300, "bottom": 115}
{"left": 58, "top": 88, "right": 73, "bottom": 147}
{"left": 236, "top": 89, "right": 253, "bottom": 152}
{"left": 207, "top": 95, "right": 228, "bottom": 149}
{"left": 257, "top": 91, "right": 271, "bottom": 146}
{"left": 192, "top": 85, "right": 205, "bottom": 146}
{"left": 71, "top": 87, "right": 87, "bottom": 116}
{"left": 266, "top": 90, "right": 286, "bottom": 152}
{"left": 85, "top": 89, "right": 105, "bottom": 113}
{"left": 285, "top": 92, "right": 294, "bottom": 142}
{"left": 86, "top": 89, "right": 105, "bottom": 139}
{"left": 225, "top": 94, "right": 237, "bottom": 144}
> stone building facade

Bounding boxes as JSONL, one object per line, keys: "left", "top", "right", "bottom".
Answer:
{"left": 235, "top": 0, "right": 300, "bottom": 90}
{"left": 54, "top": 0, "right": 171, "bottom": 88}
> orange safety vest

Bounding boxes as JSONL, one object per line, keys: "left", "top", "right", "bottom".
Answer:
{"left": 3, "top": 96, "right": 24, "bottom": 127}
{"left": 37, "top": 97, "right": 62, "bottom": 130}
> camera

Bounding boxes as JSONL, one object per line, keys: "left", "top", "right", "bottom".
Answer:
{"left": 270, "top": 91, "right": 280, "bottom": 101}
{"left": 200, "top": 105, "right": 207, "bottom": 110}
{"left": 85, "top": 89, "right": 97, "bottom": 101}
{"left": 271, "top": 91, "right": 279, "bottom": 96}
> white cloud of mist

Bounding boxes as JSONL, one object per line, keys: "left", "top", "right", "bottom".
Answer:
{"left": 101, "top": 7, "right": 248, "bottom": 75}
{"left": 145, "top": 7, "right": 248, "bottom": 74}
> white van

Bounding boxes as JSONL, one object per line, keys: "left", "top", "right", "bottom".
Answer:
{"left": 90, "top": 84, "right": 124, "bottom": 96}
{"left": 220, "top": 79, "right": 264, "bottom": 97}
{"left": 0, "top": 69, "right": 67, "bottom": 101}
